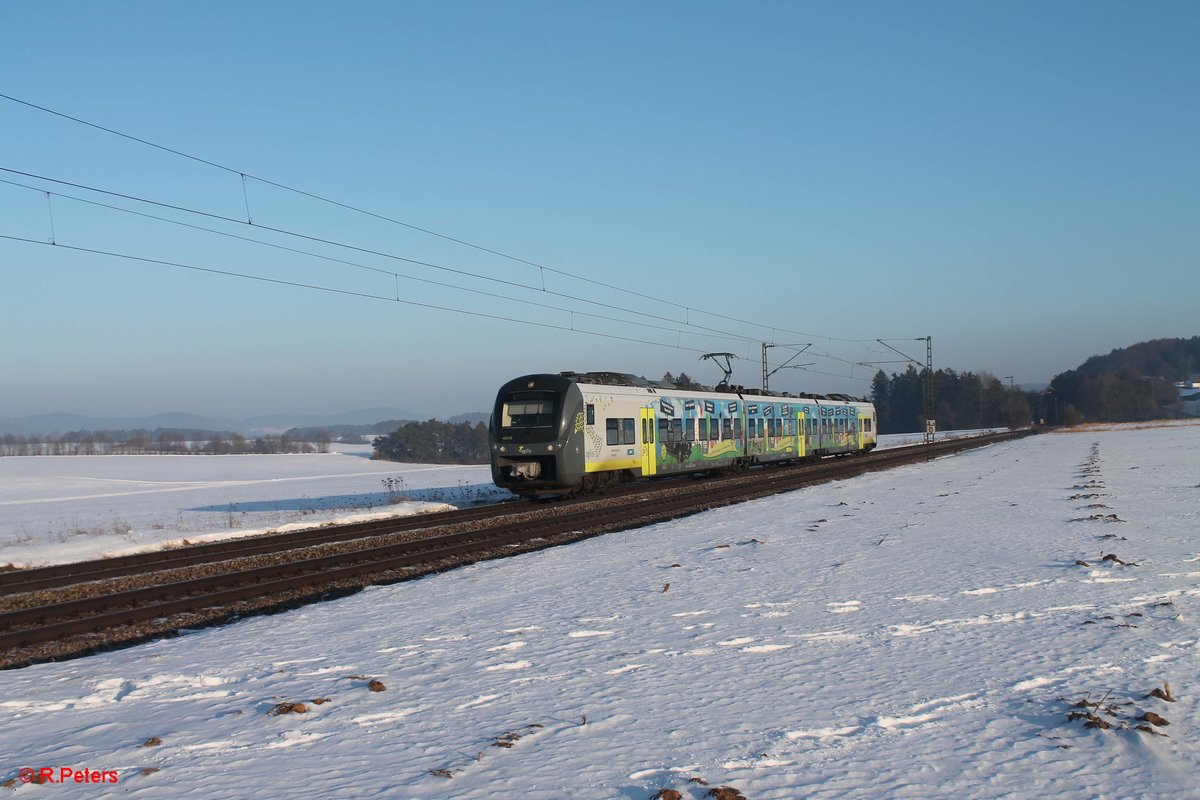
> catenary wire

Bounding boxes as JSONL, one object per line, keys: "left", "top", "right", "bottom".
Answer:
{"left": 0, "top": 176, "right": 889, "bottom": 381}
{"left": 0, "top": 233, "right": 733, "bottom": 357}
{"left": 1, "top": 92, "right": 880, "bottom": 345}
{"left": 0, "top": 166, "right": 776, "bottom": 348}
{"left": 0, "top": 177, "right": 747, "bottom": 349}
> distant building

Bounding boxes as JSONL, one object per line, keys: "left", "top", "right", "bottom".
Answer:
{"left": 1178, "top": 375, "right": 1200, "bottom": 417}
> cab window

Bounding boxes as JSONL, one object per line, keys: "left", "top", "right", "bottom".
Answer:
{"left": 502, "top": 400, "right": 555, "bottom": 428}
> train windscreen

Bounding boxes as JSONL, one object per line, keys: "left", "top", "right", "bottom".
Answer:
{"left": 501, "top": 398, "right": 556, "bottom": 429}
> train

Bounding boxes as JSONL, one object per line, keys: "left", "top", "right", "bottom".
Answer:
{"left": 490, "top": 371, "right": 877, "bottom": 498}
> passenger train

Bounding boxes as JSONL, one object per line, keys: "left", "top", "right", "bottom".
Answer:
{"left": 490, "top": 371, "right": 877, "bottom": 498}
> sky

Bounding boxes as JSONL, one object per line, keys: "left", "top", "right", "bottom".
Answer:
{"left": 2, "top": 1, "right": 1197, "bottom": 419}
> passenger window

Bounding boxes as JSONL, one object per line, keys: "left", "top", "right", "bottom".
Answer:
{"left": 659, "top": 418, "right": 670, "bottom": 442}
{"left": 733, "top": 418, "right": 742, "bottom": 438}
{"left": 623, "top": 418, "right": 636, "bottom": 445}
{"left": 722, "top": 418, "right": 732, "bottom": 439}
{"left": 586, "top": 404, "right": 595, "bottom": 425}
{"left": 685, "top": 418, "right": 696, "bottom": 442}
{"left": 606, "top": 419, "right": 619, "bottom": 446}
{"left": 709, "top": 419, "right": 719, "bottom": 441}
{"left": 698, "top": 419, "right": 708, "bottom": 441}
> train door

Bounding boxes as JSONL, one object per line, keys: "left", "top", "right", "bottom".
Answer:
{"left": 814, "top": 403, "right": 826, "bottom": 453}
{"left": 797, "top": 410, "right": 807, "bottom": 457}
{"left": 640, "top": 407, "right": 657, "bottom": 476}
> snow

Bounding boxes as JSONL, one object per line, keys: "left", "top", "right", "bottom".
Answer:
{"left": 2, "top": 423, "right": 1199, "bottom": 798}
{"left": 0, "top": 444, "right": 508, "bottom": 567}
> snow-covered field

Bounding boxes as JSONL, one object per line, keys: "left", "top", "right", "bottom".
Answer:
{"left": 0, "top": 432, "right": 980, "bottom": 568}
{"left": 2, "top": 423, "right": 1198, "bottom": 799}
{"left": 0, "top": 444, "right": 508, "bottom": 567}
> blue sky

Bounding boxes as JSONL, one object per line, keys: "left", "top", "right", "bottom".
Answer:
{"left": 2, "top": 1, "right": 1196, "bottom": 418}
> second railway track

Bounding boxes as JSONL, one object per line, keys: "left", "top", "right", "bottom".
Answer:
{"left": 0, "top": 429, "right": 1032, "bottom": 668}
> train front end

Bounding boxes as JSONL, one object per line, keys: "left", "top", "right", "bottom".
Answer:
{"left": 490, "top": 374, "right": 586, "bottom": 497}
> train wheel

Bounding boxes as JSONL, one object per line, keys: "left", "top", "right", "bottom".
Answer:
{"left": 578, "top": 472, "right": 617, "bottom": 495}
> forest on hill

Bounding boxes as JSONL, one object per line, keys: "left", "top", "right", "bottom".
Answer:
{"left": 871, "top": 336, "right": 1199, "bottom": 433}
{"left": 1047, "top": 336, "right": 1199, "bottom": 425}
{"left": 372, "top": 420, "right": 491, "bottom": 465}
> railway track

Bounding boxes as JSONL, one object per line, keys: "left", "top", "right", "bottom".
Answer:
{"left": 0, "top": 501, "right": 524, "bottom": 596}
{"left": 0, "top": 429, "right": 1032, "bottom": 668}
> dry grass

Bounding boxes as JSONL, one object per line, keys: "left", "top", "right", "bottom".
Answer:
{"left": 429, "top": 722, "right": 545, "bottom": 780}
{"left": 1149, "top": 683, "right": 1175, "bottom": 702}
{"left": 1053, "top": 419, "right": 1200, "bottom": 433}
{"left": 1062, "top": 683, "right": 1179, "bottom": 737}
{"left": 706, "top": 788, "right": 748, "bottom": 800}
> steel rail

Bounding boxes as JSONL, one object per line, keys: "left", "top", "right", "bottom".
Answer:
{"left": 0, "top": 501, "right": 523, "bottom": 595}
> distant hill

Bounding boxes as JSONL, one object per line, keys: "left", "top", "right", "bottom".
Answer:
{"left": 1075, "top": 336, "right": 1200, "bottom": 379}
{"left": 0, "top": 407, "right": 429, "bottom": 438}
{"left": 285, "top": 412, "right": 492, "bottom": 445}
{"left": 445, "top": 412, "right": 490, "bottom": 426}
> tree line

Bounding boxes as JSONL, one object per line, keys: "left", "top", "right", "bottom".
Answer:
{"left": 372, "top": 420, "right": 490, "bottom": 464}
{"left": 869, "top": 367, "right": 1032, "bottom": 434}
{"left": 870, "top": 335, "right": 1199, "bottom": 432}
{"left": 0, "top": 429, "right": 333, "bottom": 456}
{"left": 1049, "top": 370, "right": 1181, "bottom": 425}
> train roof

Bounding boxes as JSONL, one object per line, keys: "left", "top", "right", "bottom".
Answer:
{"left": 556, "top": 371, "right": 867, "bottom": 403}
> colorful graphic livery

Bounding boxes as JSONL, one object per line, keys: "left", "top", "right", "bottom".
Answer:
{"left": 491, "top": 372, "right": 877, "bottom": 497}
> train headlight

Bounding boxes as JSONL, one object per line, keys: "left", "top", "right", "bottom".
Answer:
{"left": 547, "top": 444, "right": 555, "bottom": 452}
{"left": 499, "top": 446, "right": 507, "bottom": 453}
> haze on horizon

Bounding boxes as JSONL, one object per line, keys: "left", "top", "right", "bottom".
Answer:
{"left": 2, "top": 1, "right": 1195, "bottom": 421}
